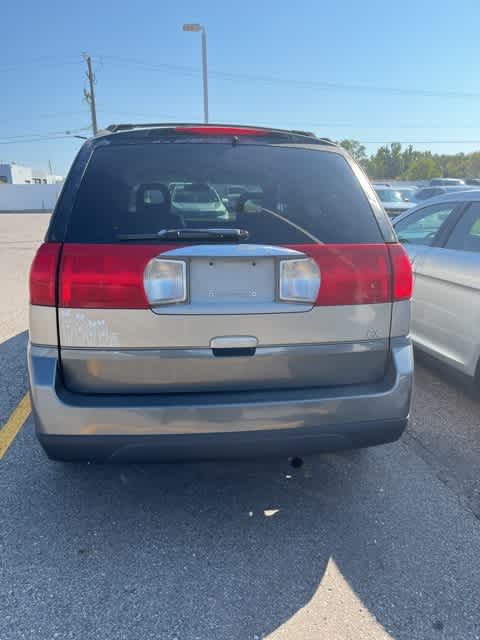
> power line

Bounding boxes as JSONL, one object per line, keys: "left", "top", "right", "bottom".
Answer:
{"left": 0, "top": 57, "right": 83, "bottom": 73}
{"left": 1, "top": 110, "right": 88, "bottom": 126}
{"left": 4, "top": 109, "right": 480, "bottom": 132}
{"left": 97, "top": 54, "right": 480, "bottom": 99}
{"left": 2, "top": 53, "right": 480, "bottom": 104}
{"left": 98, "top": 55, "right": 198, "bottom": 76}
{"left": 0, "top": 136, "right": 80, "bottom": 145}
{"left": 0, "top": 127, "right": 89, "bottom": 141}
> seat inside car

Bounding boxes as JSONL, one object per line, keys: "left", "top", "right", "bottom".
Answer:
{"left": 135, "top": 183, "right": 184, "bottom": 230}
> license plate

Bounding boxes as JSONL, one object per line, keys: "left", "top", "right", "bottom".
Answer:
{"left": 190, "top": 257, "right": 275, "bottom": 304}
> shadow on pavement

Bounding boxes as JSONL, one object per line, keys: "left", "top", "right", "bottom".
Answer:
{"left": 413, "top": 348, "right": 479, "bottom": 401}
{"left": 1, "top": 331, "right": 479, "bottom": 639}
{"left": 2, "top": 441, "right": 479, "bottom": 640}
{"left": 407, "top": 351, "right": 480, "bottom": 520}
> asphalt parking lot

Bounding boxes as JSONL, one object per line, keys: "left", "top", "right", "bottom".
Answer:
{"left": 1, "top": 213, "right": 480, "bottom": 640}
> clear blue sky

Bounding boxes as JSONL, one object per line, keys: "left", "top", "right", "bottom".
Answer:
{"left": 2, "top": 0, "right": 480, "bottom": 175}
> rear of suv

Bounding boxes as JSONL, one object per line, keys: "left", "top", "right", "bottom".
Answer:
{"left": 28, "top": 124, "right": 413, "bottom": 462}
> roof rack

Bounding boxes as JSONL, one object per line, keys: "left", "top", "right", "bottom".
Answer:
{"left": 103, "top": 122, "right": 337, "bottom": 146}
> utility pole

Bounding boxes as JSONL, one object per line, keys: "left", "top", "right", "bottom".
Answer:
{"left": 83, "top": 53, "right": 98, "bottom": 135}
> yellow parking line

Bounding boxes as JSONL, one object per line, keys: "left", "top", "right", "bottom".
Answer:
{"left": 0, "top": 393, "right": 31, "bottom": 459}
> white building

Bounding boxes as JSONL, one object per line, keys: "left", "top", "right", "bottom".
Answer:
{"left": 0, "top": 162, "right": 63, "bottom": 185}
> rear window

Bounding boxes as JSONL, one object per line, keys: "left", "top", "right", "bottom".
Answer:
{"left": 376, "top": 189, "right": 406, "bottom": 203}
{"left": 417, "top": 188, "right": 443, "bottom": 200}
{"left": 64, "top": 142, "right": 382, "bottom": 244}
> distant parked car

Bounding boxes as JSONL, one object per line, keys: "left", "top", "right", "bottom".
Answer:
{"left": 395, "top": 187, "right": 418, "bottom": 202}
{"left": 393, "top": 190, "right": 480, "bottom": 386}
{"left": 171, "top": 182, "right": 231, "bottom": 219}
{"left": 430, "top": 178, "right": 465, "bottom": 186}
{"left": 466, "top": 178, "right": 480, "bottom": 186}
{"left": 413, "top": 185, "right": 476, "bottom": 202}
{"left": 373, "top": 186, "right": 415, "bottom": 217}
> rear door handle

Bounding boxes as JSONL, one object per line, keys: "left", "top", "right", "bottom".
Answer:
{"left": 210, "top": 336, "right": 258, "bottom": 350}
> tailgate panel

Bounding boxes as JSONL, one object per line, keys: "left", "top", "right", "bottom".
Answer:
{"left": 59, "top": 304, "right": 391, "bottom": 349}
{"left": 60, "top": 340, "right": 389, "bottom": 394}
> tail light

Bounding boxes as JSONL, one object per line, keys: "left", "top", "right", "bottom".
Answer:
{"left": 287, "top": 243, "right": 412, "bottom": 306}
{"left": 59, "top": 244, "right": 170, "bottom": 308}
{"left": 57, "top": 243, "right": 412, "bottom": 310}
{"left": 388, "top": 244, "right": 413, "bottom": 301}
{"left": 29, "top": 242, "right": 62, "bottom": 306}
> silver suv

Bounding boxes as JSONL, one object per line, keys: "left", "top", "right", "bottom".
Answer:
{"left": 28, "top": 124, "right": 413, "bottom": 462}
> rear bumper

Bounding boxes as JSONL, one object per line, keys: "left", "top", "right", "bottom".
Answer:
{"left": 28, "top": 338, "right": 413, "bottom": 461}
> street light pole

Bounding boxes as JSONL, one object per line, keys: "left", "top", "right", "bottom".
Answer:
{"left": 201, "top": 27, "right": 209, "bottom": 124}
{"left": 183, "top": 23, "right": 209, "bottom": 123}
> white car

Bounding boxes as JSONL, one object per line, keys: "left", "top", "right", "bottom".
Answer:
{"left": 171, "top": 183, "right": 231, "bottom": 219}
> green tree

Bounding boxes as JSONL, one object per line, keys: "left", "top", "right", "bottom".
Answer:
{"left": 468, "top": 152, "right": 480, "bottom": 178}
{"left": 339, "top": 139, "right": 367, "bottom": 165}
{"left": 388, "top": 142, "right": 404, "bottom": 177}
{"left": 372, "top": 145, "right": 390, "bottom": 178}
{"left": 403, "top": 155, "right": 439, "bottom": 180}
{"left": 360, "top": 141, "right": 480, "bottom": 181}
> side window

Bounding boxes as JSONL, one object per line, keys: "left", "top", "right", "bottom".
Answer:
{"left": 445, "top": 203, "right": 480, "bottom": 253}
{"left": 395, "top": 203, "right": 457, "bottom": 246}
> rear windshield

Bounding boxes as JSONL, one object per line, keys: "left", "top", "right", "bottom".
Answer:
{"left": 376, "top": 189, "right": 406, "bottom": 203}
{"left": 64, "top": 142, "right": 382, "bottom": 244}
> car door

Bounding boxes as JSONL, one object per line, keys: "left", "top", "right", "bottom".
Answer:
{"left": 412, "top": 202, "right": 480, "bottom": 376}
{"left": 394, "top": 201, "right": 461, "bottom": 356}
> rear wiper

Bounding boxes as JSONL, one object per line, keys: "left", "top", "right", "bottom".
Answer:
{"left": 117, "top": 228, "right": 249, "bottom": 241}
{"left": 159, "top": 228, "right": 249, "bottom": 241}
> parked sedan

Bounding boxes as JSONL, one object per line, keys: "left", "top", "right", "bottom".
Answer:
{"left": 374, "top": 186, "right": 415, "bottom": 217}
{"left": 393, "top": 190, "right": 480, "bottom": 385}
{"left": 395, "top": 187, "right": 418, "bottom": 202}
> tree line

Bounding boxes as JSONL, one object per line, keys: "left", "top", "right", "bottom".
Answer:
{"left": 339, "top": 139, "right": 480, "bottom": 181}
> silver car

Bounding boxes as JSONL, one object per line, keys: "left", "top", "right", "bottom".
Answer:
{"left": 412, "top": 185, "right": 476, "bottom": 203}
{"left": 28, "top": 123, "right": 413, "bottom": 462}
{"left": 394, "top": 190, "right": 480, "bottom": 384}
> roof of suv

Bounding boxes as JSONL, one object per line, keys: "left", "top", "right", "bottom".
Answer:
{"left": 94, "top": 123, "right": 339, "bottom": 147}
